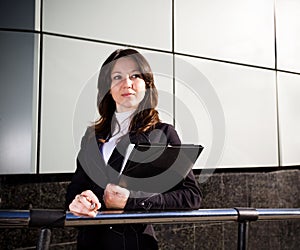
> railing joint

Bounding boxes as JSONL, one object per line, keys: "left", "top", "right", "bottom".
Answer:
{"left": 234, "top": 207, "right": 259, "bottom": 222}
{"left": 29, "top": 209, "right": 66, "bottom": 228}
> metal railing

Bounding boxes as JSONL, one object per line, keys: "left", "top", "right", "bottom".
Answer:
{"left": 1, "top": 208, "right": 300, "bottom": 250}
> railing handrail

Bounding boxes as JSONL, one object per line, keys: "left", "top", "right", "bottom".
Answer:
{"left": 0, "top": 208, "right": 299, "bottom": 228}
{"left": 1, "top": 208, "right": 299, "bottom": 250}
{"left": 65, "top": 208, "right": 239, "bottom": 226}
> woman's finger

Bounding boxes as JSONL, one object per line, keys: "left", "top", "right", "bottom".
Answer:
{"left": 81, "top": 190, "right": 101, "bottom": 210}
{"left": 77, "top": 194, "right": 94, "bottom": 209}
{"left": 69, "top": 199, "right": 98, "bottom": 217}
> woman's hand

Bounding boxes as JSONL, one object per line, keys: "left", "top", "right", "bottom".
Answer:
{"left": 69, "top": 190, "right": 101, "bottom": 217}
{"left": 103, "top": 183, "right": 130, "bottom": 209}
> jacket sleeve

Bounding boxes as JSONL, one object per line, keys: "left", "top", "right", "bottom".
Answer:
{"left": 65, "top": 160, "right": 94, "bottom": 210}
{"left": 124, "top": 170, "right": 202, "bottom": 210}
{"left": 124, "top": 124, "right": 202, "bottom": 210}
{"left": 65, "top": 128, "right": 106, "bottom": 210}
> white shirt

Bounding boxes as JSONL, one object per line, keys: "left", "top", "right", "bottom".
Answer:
{"left": 102, "top": 110, "right": 135, "bottom": 166}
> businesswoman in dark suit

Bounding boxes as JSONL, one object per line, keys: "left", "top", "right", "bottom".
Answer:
{"left": 66, "top": 48, "right": 202, "bottom": 249}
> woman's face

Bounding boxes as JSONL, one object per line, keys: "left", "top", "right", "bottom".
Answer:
{"left": 110, "top": 57, "right": 146, "bottom": 112}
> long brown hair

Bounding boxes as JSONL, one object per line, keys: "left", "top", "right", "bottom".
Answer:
{"left": 93, "top": 48, "right": 160, "bottom": 140}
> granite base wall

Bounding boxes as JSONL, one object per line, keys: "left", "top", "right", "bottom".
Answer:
{"left": 0, "top": 168, "right": 299, "bottom": 250}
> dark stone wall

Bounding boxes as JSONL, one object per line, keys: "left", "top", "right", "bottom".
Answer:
{"left": 0, "top": 168, "right": 299, "bottom": 249}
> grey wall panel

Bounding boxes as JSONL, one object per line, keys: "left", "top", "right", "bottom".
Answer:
{"left": 40, "top": 35, "right": 173, "bottom": 173}
{"left": 277, "top": 72, "right": 300, "bottom": 166}
{"left": 175, "top": 55, "right": 278, "bottom": 168}
{"left": 2, "top": 0, "right": 298, "bottom": 173}
{"left": 0, "top": 31, "right": 38, "bottom": 174}
{"left": 0, "top": 0, "right": 36, "bottom": 30}
{"left": 175, "top": 0, "right": 275, "bottom": 68}
{"left": 276, "top": 0, "right": 300, "bottom": 73}
{"left": 43, "top": 0, "right": 172, "bottom": 50}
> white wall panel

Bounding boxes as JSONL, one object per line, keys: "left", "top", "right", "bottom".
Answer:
{"left": 277, "top": 72, "right": 300, "bottom": 166}
{"left": 40, "top": 36, "right": 173, "bottom": 173}
{"left": 276, "top": 0, "right": 300, "bottom": 73}
{"left": 175, "top": 55, "right": 278, "bottom": 168}
{"left": 43, "top": 0, "right": 172, "bottom": 51}
{"left": 41, "top": 36, "right": 106, "bottom": 173}
{"left": 35, "top": 0, "right": 41, "bottom": 31}
{"left": 142, "top": 53, "right": 174, "bottom": 125}
{"left": 175, "top": 0, "right": 275, "bottom": 68}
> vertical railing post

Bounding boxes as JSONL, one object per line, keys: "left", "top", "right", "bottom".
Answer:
{"left": 36, "top": 228, "right": 52, "bottom": 250}
{"left": 237, "top": 221, "right": 249, "bottom": 250}
{"left": 29, "top": 209, "right": 66, "bottom": 250}
{"left": 234, "top": 208, "right": 258, "bottom": 250}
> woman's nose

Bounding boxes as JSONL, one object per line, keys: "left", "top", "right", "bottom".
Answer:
{"left": 122, "top": 76, "right": 133, "bottom": 87}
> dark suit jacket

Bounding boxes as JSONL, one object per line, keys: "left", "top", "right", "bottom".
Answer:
{"left": 66, "top": 122, "right": 202, "bottom": 249}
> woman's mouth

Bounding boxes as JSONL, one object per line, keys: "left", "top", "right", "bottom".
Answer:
{"left": 122, "top": 93, "right": 134, "bottom": 97}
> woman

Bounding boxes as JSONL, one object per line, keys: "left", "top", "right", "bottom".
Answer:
{"left": 66, "top": 48, "right": 202, "bottom": 249}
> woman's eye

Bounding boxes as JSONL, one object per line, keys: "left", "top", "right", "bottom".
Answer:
{"left": 130, "top": 74, "right": 141, "bottom": 79}
{"left": 112, "top": 75, "right": 122, "bottom": 81}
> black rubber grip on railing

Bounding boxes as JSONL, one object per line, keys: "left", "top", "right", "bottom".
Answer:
{"left": 29, "top": 209, "right": 66, "bottom": 228}
{"left": 234, "top": 207, "right": 259, "bottom": 222}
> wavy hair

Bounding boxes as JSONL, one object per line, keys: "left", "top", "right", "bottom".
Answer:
{"left": 93, "top": 48, "right": 160, "bottom": 141}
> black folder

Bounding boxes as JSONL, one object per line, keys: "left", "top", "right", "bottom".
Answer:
{"left": 118, "top": 144, "right": 204, "bottom": 192}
